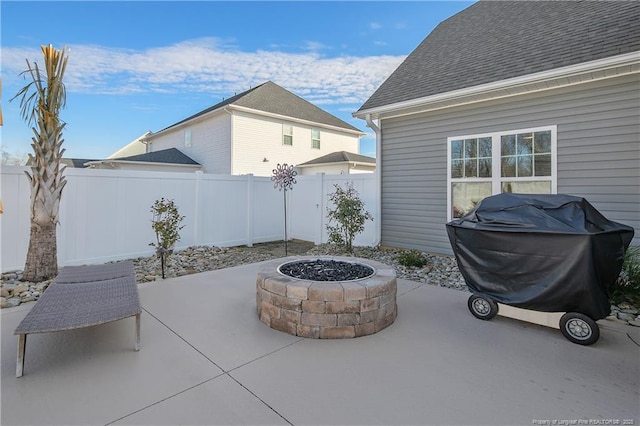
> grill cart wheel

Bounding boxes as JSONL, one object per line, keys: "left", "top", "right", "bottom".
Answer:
{"left": 560, "top": 312, "right": 600, "bottom": 345}
{"left": 467, "top": 294, "right": 499, "bottom": 320}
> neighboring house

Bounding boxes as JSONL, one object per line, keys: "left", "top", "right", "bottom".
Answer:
{"left": 61, "top": 158, "right": 100, "bottom": 168}
{"left": 84, "top": 148, "right": 201, "bottom": 172}
{"left": 107, "top": 132, "right": 150, "bottom": 159}
{"left": 296, "top": 151, "right": 376, "bottom": 175}
{"left": 355, "top": 1, "right": 640, "bottom": 254}
{"left": 143, "top": 81, "right": 365, "bottom": 176}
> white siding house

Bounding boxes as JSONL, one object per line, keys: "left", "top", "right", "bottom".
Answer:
{"left": 107, "top": 132, "right": 149, "bottom": 159}
{"left": 296, "top": 151, "right": 376, "bottom": 176}
{"left": 144, "top": 81, "right": 365, "bottom": 176}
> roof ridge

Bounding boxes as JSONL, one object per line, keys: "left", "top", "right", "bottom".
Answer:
{"left": 154, "top": 81, "right": 362, "bottom": 134}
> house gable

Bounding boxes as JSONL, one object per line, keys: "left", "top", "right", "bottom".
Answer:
{"left": 158, "top": 81, "right": 362, "bottom": 135}
{"left": 232, "top": 81, "right": 361, "bottom": 133}
{"left": 107, "top": 132, "right": 149, "bottom": 159}
{"left": 230, "top": 110, "right": 361, "bottom": 176}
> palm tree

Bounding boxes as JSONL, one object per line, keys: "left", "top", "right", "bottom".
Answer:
{"left": 12, "top": 45, "right": 69, "bottom": 282}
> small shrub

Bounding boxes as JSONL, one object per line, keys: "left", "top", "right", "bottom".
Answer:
{"left": 150, "top": 198, "right": 185, "bottom": 252}
{"left": 326, "top": 183, "right": 373, "bottom": 253}
{"left": 398, "top": 249, "right": 427, "bottom": 268}
{"left": 611, "top": 245, "right": 640, "bottom": 306}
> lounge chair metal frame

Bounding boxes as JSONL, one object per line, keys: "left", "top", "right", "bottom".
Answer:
{"left": 13, "top": 261, "right": 141, "bottom": 377}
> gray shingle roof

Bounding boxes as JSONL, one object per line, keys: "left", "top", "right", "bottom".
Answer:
{"left": 162, "top": 81, "right": 362, "bottom": 133}
{"left": 115, "top": 148, "right": 200, "bottom": 165}
{"left": 64, "top": 149, "right": 199, "bottom": 167}
{"left": 359, "top": 0, "right": 640, "bottom": 112}
{"left": 297, "top": 151, "right": 376, "bottom": 166}
{"left": 111, "top": 148, "right": 200, "bottom": 166}
{"left": 61, "top": 158, "right": 100, "bottom": 168}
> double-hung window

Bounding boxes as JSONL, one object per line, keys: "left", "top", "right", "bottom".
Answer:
{"left": 311, "top": 128, "right": 321, "bottom": 149}
{"left": 447, "top": 125, "right": 557, "bottom": 220}
{"left": 283, "top": 124, "right": 293, "bottom": 146}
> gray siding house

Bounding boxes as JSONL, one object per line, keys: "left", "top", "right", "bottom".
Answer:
{"left": 355, "top": 1, "right": 640, "bottom": 254}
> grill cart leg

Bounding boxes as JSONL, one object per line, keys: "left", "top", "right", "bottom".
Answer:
{"left": 559, "top": 312, "right": 600, "bottom": 345}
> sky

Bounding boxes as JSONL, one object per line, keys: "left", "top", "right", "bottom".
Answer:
{"left": 1, "top": 1, "right": 474, "bottom": 161}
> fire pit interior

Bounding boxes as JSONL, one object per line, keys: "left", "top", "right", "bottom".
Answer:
{"left": 278, "top": 259, "right": 375, "bottom": 281}
{"left": 257, "top": 256, "right": 397, "bottom": 339}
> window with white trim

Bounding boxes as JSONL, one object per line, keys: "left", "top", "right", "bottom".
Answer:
{"left": 447, "top": 126, "right": 557, "bottom": 220}
{"left": 311, "top": 128, "right": 321, "bottom": 149}
{"left": 283, "top": 124, "right": 293, "bottom": 146}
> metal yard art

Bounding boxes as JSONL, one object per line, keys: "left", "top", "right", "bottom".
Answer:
{"left": 271, "top": 163, "right": 297, "bottom": 255}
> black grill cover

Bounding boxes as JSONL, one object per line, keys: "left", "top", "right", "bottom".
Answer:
{"left": 446, "top": 193, "right": 635, "bottom": 320}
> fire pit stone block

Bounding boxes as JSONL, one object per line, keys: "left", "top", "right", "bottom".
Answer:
{"left": 256, "top": 256, "right": 397, "bottom": 339}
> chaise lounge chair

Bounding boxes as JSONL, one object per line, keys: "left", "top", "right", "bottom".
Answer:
{"left": 13, "top": 261, "right": 141, "bottom": 377}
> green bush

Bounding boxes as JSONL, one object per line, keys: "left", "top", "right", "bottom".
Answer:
{"left": 397, "top": 249, "right": 427, "bottom": 268}
{"left": 326, "top": 183, "right": 373, "bottom": 253}
{"left": 610, "top": 245, "right": 640, "bottom": 307}
{"left": 149, "top": 198, "right": 185, "bottom": 253}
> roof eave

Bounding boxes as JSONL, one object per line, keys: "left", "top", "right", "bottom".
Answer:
{"left": 84, "top": 160, "right": 202, "bottom": 168}
{"left": 146, "top": 103, "right": 365, "bottom": 141}
{"left": 145, "top": 108, "right": 229, "bottom": 141}
{"left": 297, "top": 160, "right": 376, "bottom": 168}
{"left": 354, "top": 51, "right": 640, "bottom": 121}
{"left": 229, "top": 105, "right": 365, "bottom": 136}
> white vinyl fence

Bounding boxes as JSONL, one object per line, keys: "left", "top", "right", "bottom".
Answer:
{"left": 0, "top": 167, "right": 378, "bottom": 272}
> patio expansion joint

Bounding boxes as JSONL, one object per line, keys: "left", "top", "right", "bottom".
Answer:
{"left": 227, "top": 337, "right": 305, "bottom": 374}
{"left": 140, "top": 307, "right": 225, "bottom": 370}
{"left": 226, "top": 373, "right": 295, "bottom": 426}
{"left": 113, "top": 307, "right": 301, "bottom": 426}
{"left": 218, "top": 338, "right": 305, "bottom": 425}
{"left": 104, "top": 375, "right": 225, "bottom": 426}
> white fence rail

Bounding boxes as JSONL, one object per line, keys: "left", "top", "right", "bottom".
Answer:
{"left": 0, "top": 167, "right": 378, "bottom": 272}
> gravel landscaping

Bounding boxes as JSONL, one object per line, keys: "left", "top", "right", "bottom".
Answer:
{"left": 2, "top": 240, "right": 638, "bottom": 327}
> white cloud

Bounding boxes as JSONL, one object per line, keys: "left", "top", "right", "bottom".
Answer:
{"left": 370, "top": 22, "right": 382, "bottom": 30}
{"left": 303, "top": 41, "right": 330, "bottom": 52}
{"left": 2, "top": 38, "right": 404, "bottom": 105}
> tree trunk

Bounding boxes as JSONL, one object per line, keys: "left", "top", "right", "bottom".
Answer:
{"left": 22, "top": 223, "right": 58, "bottom": 282}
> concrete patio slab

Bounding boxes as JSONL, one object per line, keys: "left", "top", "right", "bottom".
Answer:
{"left": 136, "top": 263, "right": 302, "bottom": 372}
{"left": 1, "top": 301, "right": 223, "bottom": 425}
{"left": 233, "top": 283, "right": 639, "bottom": 425}
{"left": 111, "top": 374, "right": 289, "bottom": 425}
{"left": 2, "top": 260, "right": 638, "bottom": 425}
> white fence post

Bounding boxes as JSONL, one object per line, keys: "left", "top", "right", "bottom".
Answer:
{"left": 193, "top": 170, "right": 203, "bottom": 246}
{"left": 317, "top": 173, "right": 326, "bottom": 245}
{"left": 246, "top": 174, "right": 254, "bottom": 247}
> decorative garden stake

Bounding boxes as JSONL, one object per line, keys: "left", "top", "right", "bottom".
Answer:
{"left": 271, "top": 163, "right": 297, "bottom": 255}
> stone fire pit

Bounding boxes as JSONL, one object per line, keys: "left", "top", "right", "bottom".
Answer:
{"left": 256, "top": 256, "right": 397, "bottom": 338}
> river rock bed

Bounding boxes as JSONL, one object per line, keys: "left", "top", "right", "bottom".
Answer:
{"left": 2, "top": 242, "right": 639, "bottom": 327}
